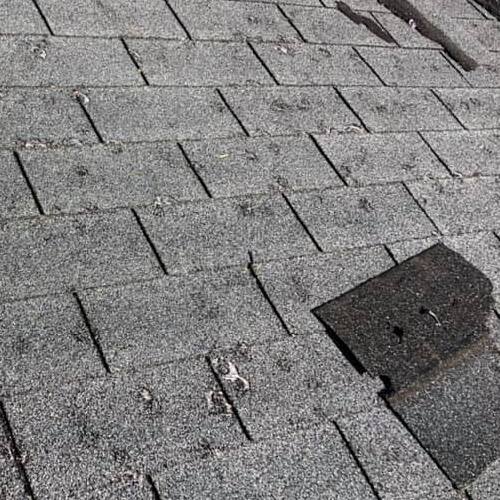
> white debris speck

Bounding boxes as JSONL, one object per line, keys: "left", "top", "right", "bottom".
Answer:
{"left": 72, "top": 90, "right": 90, "bottom": 104}
{"left": 140, "top": 387, "right": 153, "bottom": 402}
{"left": 223, "top": 361, "right": 250, "bottom": 391}
{"left": 206, "top": 390, "right": 232, "bottom": 414}
{"left": 344, "top": 124, "right": 364, "bottom": 133}
{"left": 409, "top": 19, "right": 417, "bottom": 30}
{"left": 427, "top": 309, "right": 442, "bottom": 326}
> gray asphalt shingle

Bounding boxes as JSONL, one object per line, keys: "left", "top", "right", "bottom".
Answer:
{"left": 434, "top": 88, "right": 500, "bottom": 129}
{"left": 468, "top": 460, "right": 500, "bottom": 499}
{"left": 0, "top": 151, "right": 38, "bottom": 219}
{"left": 356, "top": 47, "right": 467, "bottom": 87}
{"left": 281, "top": 5, "right": 393, "bottom": 45}
{"left": 372, "top": 12, "right": 440, "bottom": 49}
{"left": 82, "top": 87, "right": 245, "bottom": 142}
{"left": 1, "top": 1, "right": 499, "bottom": 497}
{"left": 0, "top": 418, "right": 25, "bottom": 500}
{"left": 135, "top": 194, "right": 317, "bottom": 273}
{"left": 421, "top": 130, "right": 500, "bottom": 176}
{"left": 251, "top": 42, "right": 379, "bottom": 85}
{"left": 408, "top": 177, "right": 500, "bottom": 234}
{"left": 388, "top": 346, "right": 500, "bottom": 487}
{"left": 254, "top": 246, "right": 393, "bottom": 335}
{"left": 169, "top": 0, "right": 299, "bottom": 42}
{"left": 154, "top": 426, "right": 378, "bottom": 499}
{"left": 127, "top": 40, "right": 273, "bottom": 86}
{"left": 314, "top": 131, "right": 450, "bottom": 186}
{"left": 210, "top": 335, "right": 381, "bottom": 440}
{"left": 339, "top": 87, "right": 462, "bottom": 132}
{"left": 0, "top": 294, "right": 104, "bottom": 396}
{"left": 221, "top": 86, "right": 362, "bottom": 136}
{"left": 0, "top": 0, "right": 48, "bottom": 35}
{"left": 0, "top": 89, "right": 98, "bottom": 147}
{"left": 388, "top": 231, "right": 500, "bottom": 295}
{"left": 288, "top": 183, "right": 437, "bottom": 250}
{"left": 36, "top": 0, "right": 186, "bottom": 38}
{"left": 0, "top": 210, "right": 162, "bottom": 301}
{"left": 0, "top": 36, "right": 142, "bottom": 86}
{"left": 181, "top": 135, "right": 342, "bottom": 197}
{"left": 4, "top": 360, "right": 245, "bottom": 498}
{"left": 19, "top": 143, "right": 207, "bottom": 214}
{"left": 80, "top": 267, "right": 287, "bottom": 371}
{"left": 337, "top": 407, "right": 460, "bottom": 499}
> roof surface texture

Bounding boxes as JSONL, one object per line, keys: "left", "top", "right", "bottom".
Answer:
{"left": 0, "top": 0, "right": 499, "bottom": 499}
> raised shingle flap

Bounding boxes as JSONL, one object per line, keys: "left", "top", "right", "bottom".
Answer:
{"left": 313, "top": 243, "right": 499, "bottom": 486}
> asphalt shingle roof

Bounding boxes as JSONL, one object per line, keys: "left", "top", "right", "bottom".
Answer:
{"left": 0, "top": 0, "right": 499, "bottom": 498}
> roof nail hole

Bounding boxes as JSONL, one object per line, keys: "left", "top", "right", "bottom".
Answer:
{"left": 393, "top": 325, "right": 404, "bottom": 342}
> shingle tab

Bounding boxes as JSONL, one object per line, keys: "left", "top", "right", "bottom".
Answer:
{"left": 0, "top": 0, "right": 48, "bottom": 35}
{"left": 0, "top": 294, "right": 104, "bottom": 396}
{"left": 407, "top": 0, "right": 485, "bottom": 19}
{"left": 0, "top": 89, "right": 98, "bottom": 148}
{"left": 281, "top": 5, "right": 393, "bottom": 45}
{"left": 408, "top": 177, "right": 500, "bottom": 234}
{"left": 36, "top": 0, "right": 186, "bottom": 38}
{"left": 314, "top": 132, "right": 449, "bottom": 186}
{"left": 155, "top": 426, "right": 378, "bottom": 499}
{"left": 0, "top": 418, "right": 25, "bottom": 500}
{"left": 468, "top": 460, "right": 500, "bottom": 499}
{"left": 0, "top": 210, "right": 162, "bottom": 301}
{"left": 434, "top": 89, "right": 500, "bottom": 129}
{"left": 460, "top": 19, "right": 500, "bottom": 51}
{"left": 221, "top": 87, "right": 361, "bottom": 136}
{"left": 339, "top": 87, "right": 462, "bottom": 132}
{"left": 254, "top": 247, "right": 393, "bottom": 335}
{"left": 80, "top": 268, "right": 287, "bottom": 371}
{"left": 4, "top": 360, "right": 245, "bottom": 498}
{"left": 453, "top": 55, "right": 500, "bottom": 88}
{"left": 0, "top": 36, "right": 142, "bottom": 86}
{"left": 288, "top": 184, "right": 436, "bottom": 250}
{"left": 356, "top": 47, "right": 466, "bottom": 87}
{"left": 322, "top": 0, "right": 388, "bottom": 9}
{"left": 388, "top": 347, "right": 500, "bottom": 487}
{"left": 79, "top": 482, "right": 153, "bottom": 500}
{"left": 337, "top": 407, "right": 460, "bottom": 499}
{"left": 421, "top": 130, "right": 500, "bottom": 176}
{"left": 83, "top": 88, "right": 244, "bottom": 142}
{"left": 169, "top": 0, "right": 298, "bottom": 41}
{"left": 127, "top": 40, "right": 272, "bottom": 86}
{"left": 210, "top": 335, "right": 380, "bottom": 440}
{"left": 181, "top": 135, "right": 342, "bottom": 197}
{"left": 252, "top": 43, "right": 379, "bottom": 85}
{"left": 372, "top": 12, "right": 440, "bottom": 49}
{"left": 0, "top": 151, "right": 38, "bottom": 219}
{"left": 135, "top": 195, "right": 316, "bottom": 273}
{"left": 314, "top": 244, "right": 494, "bottom": 392}
{"left": 19, "top": 143, "right": 207, "bottom": 214}
{"left": 388, "top": 231, "right": 500, "bottom": 295}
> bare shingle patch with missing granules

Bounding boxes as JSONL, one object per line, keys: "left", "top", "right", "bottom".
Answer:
{"left": 314, "top": 243, "right": 499, "bottom": 487}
